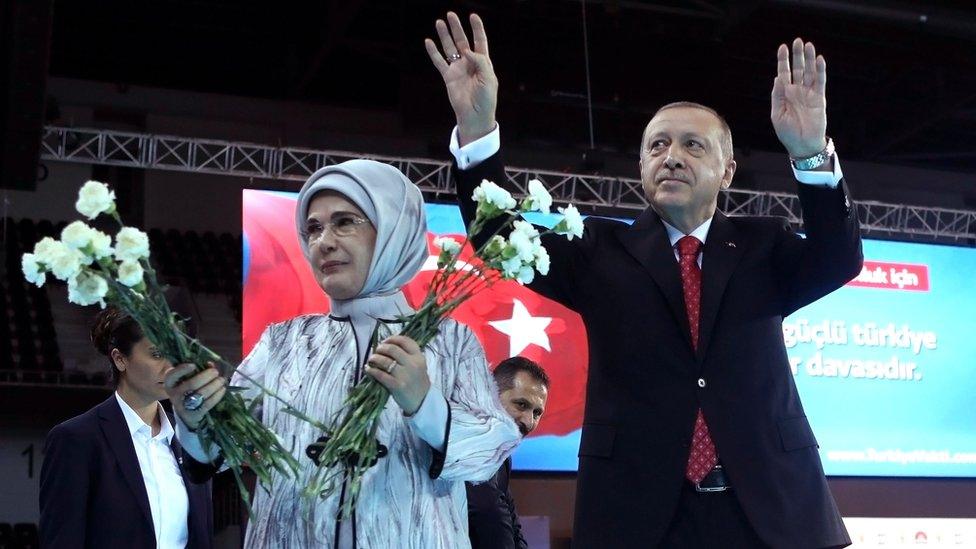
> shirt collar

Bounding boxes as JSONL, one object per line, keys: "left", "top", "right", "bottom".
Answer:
{"left": 114, "top": 392, "right": 174, "bottom": 443}
{"left": 661, "top": 216, "right": 713, "bottom": 248}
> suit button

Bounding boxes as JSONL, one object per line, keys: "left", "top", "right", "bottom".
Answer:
{"left": 697, "top": 378, "right": 706, "bottom": 388}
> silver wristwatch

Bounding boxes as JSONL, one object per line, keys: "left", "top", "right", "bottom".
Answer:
{"left": 790, "top": 138, "right": 835, "bottom": 171}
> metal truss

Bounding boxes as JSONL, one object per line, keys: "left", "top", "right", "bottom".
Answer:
{"left": 40, "top": 126, "right": 976, "bottom": 243}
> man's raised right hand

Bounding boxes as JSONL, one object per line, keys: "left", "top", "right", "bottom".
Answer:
{"left": 425, "top": 12, "right": 498, "bottom": 147}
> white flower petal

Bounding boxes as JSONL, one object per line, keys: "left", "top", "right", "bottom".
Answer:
{"left": 33, "top": 237, "right": 60, "bottom": 264}
{"left": 21, "top": 253, "right": 46, "bottom": 288}
{"left": 46, "top": 241, "right": 87, "bottom": 281}
{"left": 516, "top": 265, "right": 535, "bottom": 285}
{"left": 433, "top": 236, "right": 462, "bottom": 255}
{"left": 67, "top": 271, "right": 109, "bottom": 307}
{"left": 500, "top": 256, "right": 522, "bottom": 278}
{"left": 473, "top": 180, "right": 517, "bottom": 211}
{"left": 556, "top": 204, "right": 584, "bottom": 240}
{"left": 61, "top": 221, "right": 94, "bottom": 250}
{"left": 525, "top": 179, "right": 553, "bottom": 214}
{"left": 117, "top": 260, "right": 144, "bottom": 287}
{"left": 89, "top": 230, "right": 114, "bottom": 259}
{"left": 75, "top": 180, "right": 116, "bottom": 220}
{"left": 533, "top": 246, "right": 551, "bottom": 276}
{"left": 115, "top": 227, "right": 151, "bottom": 262}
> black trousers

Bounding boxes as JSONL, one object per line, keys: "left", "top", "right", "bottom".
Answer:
{"left": 659, "top": 482, "right": 768, "bottom": 549}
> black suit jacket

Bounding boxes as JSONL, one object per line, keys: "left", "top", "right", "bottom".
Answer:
{"left": 39, "top": 396, "right": 216, "bottom": 549}
{"left": 466, "top": 458, "right": 528, "bottom": 549}
{"left": 455, "top": 152, "right": 862, "bottom": 549}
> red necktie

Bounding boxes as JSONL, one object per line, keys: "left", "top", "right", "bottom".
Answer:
{"left": 677, "top": 236, "right": 718, "bottom": 484}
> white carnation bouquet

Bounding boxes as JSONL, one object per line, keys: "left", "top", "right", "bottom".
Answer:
{"left": 22, "top": 181, "right": 302, "bottom": 510}
{"left": 307, "top": 178, "right": 583, "bottom": 516}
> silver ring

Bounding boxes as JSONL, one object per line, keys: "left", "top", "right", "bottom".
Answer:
{"left": 387, "top": 361, "right": 399, "bottom": 374}
{"left": 446, "top": 52, "right": 462, "bottom": 63}
{"left": 183, "top": 390, "right": 204, "bottom": 411}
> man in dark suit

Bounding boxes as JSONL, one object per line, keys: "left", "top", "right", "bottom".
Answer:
{"left": 39, "top": 396, "right": 216, "bottom": 549}
{"left": 427, "top": 13, "right": 861, "bottom": 548}
{"left": 467, "top": 357, "right": 550, "bottom": 549}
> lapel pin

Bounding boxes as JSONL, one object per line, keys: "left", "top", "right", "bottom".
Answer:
{"left": 726, "top": 241, "right": 736, "bottom": 248}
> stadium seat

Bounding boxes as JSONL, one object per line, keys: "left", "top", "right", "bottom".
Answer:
{"left": 0, "top": 522, "right": 12, "bottom": 547}
{"left": 12, "top": 523, "right": 38, "bottom": 548}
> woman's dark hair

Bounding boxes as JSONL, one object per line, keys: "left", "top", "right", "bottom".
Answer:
{"left": 90, "top": 306, "right": 144, "bottom": 386}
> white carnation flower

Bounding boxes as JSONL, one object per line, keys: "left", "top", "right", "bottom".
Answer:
{"left": 499, "top": 256, "right": 522, "bottom": 279}
{"left": 522, "top": 179, "right": 553, "bottom": 214}
{"left": 22, "top": 253, "right": 46, "bottom": 288}
{"left": 472, "top": 179, "right": 517, "bottom": 211}
{"left": 117, "top": 260, "right": 144, "bottom": 287}
{"left": 555, "top": 204, "right": 584, "bottom": 241}
{"left": 32, "top": 237, "right": 60, "bottom": 264}
{"left": 433, "top": 236, "right": 462, "bottom": 255}
{"left": 508, "top": 221, "right": 538, "bottom": 262}
{"left": 533, "top": 246, "right": 551, "bottom": 276}
{"left": 89, "top": 229, "right": 114, "bottom": 259}
{"left": 516, "top": 265, "right": 535, "bottom": 285}
{"left": 115, "top": 227, "right": 150, "bottom": 261}
{"left": 68, "top": 271, "right": 109, "bottom": 307}
{"left": 61, "top": 221, "right": 95, "bottom": 250}
{"left": 515, "top": 219, "right": 540, "bottom": 239}
{"left": 46, "top": 241, "right": 87, "bottom": 281}
{"left": 75, "top": 180, "right": 116, "bottom": 220}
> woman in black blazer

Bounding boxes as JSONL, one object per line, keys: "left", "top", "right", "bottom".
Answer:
{"left": 39, "top": 306, "right": 215, "bottom": 549}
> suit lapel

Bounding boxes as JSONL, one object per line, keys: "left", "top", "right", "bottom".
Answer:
{"left": 697, "top": 212, "right": 742, "bottom": 362}
{"left": 617, "top": 208, "right": 694, "bottom": 353}
{"left": 97, "top": 397, "right": 155, "bottom": 530}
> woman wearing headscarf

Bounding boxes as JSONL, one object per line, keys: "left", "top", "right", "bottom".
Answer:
{"left": 165, "top": 159, "right": 521, "bottom": 548}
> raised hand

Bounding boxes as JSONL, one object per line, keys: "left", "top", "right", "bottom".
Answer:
{"left": 771, "top": 38, "right": 828, "bottom": 159}
{"left": 425, "top": 12, "right": 498, "bottom": 147}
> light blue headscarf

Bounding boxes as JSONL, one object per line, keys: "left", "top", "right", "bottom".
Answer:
{"left": 295, "top": 159, "right": 428, "bottom": 299}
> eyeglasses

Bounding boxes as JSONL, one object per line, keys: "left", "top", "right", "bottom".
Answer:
{"left": 303, "top": 214, "right": 370, "bottom": 240}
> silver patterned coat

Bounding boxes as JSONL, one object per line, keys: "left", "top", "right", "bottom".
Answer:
{"left": 234, "top": 314, "right": 520, "bottom": 549}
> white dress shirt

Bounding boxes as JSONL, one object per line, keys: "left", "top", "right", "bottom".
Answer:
{"left": 662, "top": 218, "right": 711, "bottom": 266}
{"left": 115, "top": 392, "right": 189, "bottom": 549}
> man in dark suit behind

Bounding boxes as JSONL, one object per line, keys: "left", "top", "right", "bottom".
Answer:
{"left": 467, "top": 357, "right": 550, "bottom": 549}
{"left": 427, "top": 13, "right": 861, "bottom": 549}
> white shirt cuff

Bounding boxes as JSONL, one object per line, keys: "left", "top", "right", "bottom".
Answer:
{"left": 792, "top": 153, "right": 843, "bottom": 188}
{"left": 449, "top": 124, "right": 501, "bottom": 170}
{"left": 175, "top": 415, "right": 221, "bottom": 463}
{"left": 406, "top": 385, "right": 449, "bottom": 453}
